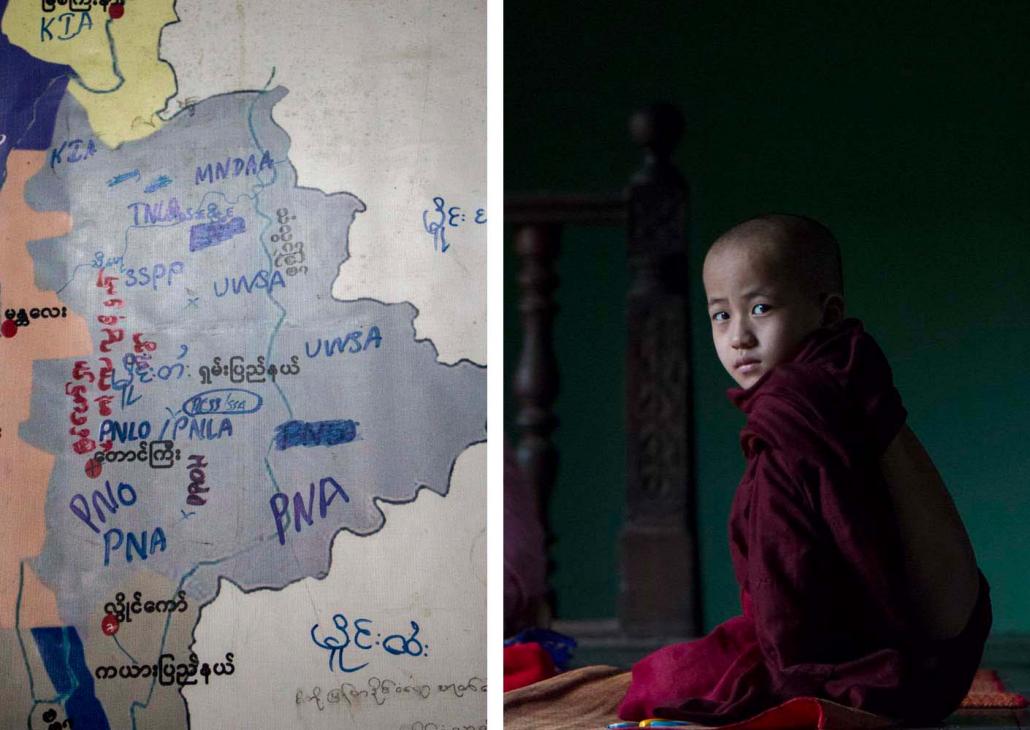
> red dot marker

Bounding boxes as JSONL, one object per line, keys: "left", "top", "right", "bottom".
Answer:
{"left": 0, "top": 319, "right": 17, "bottom": 338}
{"left": 101, "top": 613, "right": 119, "bottom": 636}
{"left": 109, "top": 3, "right": 124, "bottom": 19}
{"left": 85, "top": 458, "right": 102, "bottom": 479}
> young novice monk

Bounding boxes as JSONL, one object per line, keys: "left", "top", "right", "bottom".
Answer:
{"left": 617, "top": 214, "right": 991, "bottom": 725}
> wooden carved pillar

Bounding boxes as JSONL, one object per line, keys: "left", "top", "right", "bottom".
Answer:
{"left": 619, "top": 104, "right": 702, "bottom": 637}
{"left": 513, "top": 224, "right": 562, "bottom": 534}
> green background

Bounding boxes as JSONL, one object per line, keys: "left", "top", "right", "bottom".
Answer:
{"left": 505, "top": 2, "right": 1030, "bottom": 633}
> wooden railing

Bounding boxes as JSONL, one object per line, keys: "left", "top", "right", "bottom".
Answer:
{"left": 507, "top": 104, "right": 702, "bottom": 638}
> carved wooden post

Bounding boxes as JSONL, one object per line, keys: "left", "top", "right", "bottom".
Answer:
{"left": 513, "top": 224, "right": 562, "bottom": 531}
{"left": 619, "top": 104, "right": 702, "bottom": 637}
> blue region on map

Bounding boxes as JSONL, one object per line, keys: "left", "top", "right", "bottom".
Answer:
{"left": 31, "top": 626, "right": 110, "bottom": 730}
{"left": 0, "top": 0, "right": 73, "bottom": 188}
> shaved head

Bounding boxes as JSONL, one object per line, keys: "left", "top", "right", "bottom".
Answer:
{"left": 702, "top": 214, "right": 846, "bottom": 386}
{"left": 707, "top": 214, "right": 844, "bottom": 301}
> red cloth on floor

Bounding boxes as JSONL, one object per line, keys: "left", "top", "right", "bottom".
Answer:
{"left": 961, "top": 668, "right": 1029, "bottom": 708}
{"left": 505, "top": 642, "right": 558, "bottom": 692}
{"left": 705, "top": 696, "right": 893, "bottom": 729}
{"left": 618, "top": 319, "right": 992, "bottom": 726}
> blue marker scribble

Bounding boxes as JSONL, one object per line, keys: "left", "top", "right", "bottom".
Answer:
{"left": 106, "top": 169, "right": 140, "bottom": 187}
{"left": 144, "top": 175, "right": 173, "bottom": 193}
{"left": 274, "top": 419, "right": 358, "bottom": 450}
{"left": 182, "top": 388, "right": 263, "bottom": 417}
{"left": 310, "top": 615, "right": 369, "bottom": 673}
{"left": 190, "top": 216, "right": 246, "bottom": 252}
{"left": 309, "top": 614, "right": 426, "bottom": 674}
{"left": 422, "top": 196, "right": 449, "bottom": 252}
{"left": 421, "top": 196, "right": 486, "bottom": 252}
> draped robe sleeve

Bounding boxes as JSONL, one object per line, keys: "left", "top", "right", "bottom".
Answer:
{"left": 617, "top": 319, "right": 991, "bottom": 726}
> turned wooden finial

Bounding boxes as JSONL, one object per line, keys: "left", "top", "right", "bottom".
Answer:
{"left": 630, "top": 103, "right": 686, "bottom": 185}
{"left": 622, "top": 101, "right": 700, "bottom": 637}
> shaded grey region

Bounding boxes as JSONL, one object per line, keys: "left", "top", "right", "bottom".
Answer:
{"left": 23, "top": 87, "right": 486, "bottom": 631}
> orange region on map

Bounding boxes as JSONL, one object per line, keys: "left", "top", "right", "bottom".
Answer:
{"left": 0, "top": 150, "right": 92, "bottom": 629}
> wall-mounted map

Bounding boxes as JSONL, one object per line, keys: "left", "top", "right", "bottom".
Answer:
{"left": 0, "top": 1, "right": 486, "bottom": 727}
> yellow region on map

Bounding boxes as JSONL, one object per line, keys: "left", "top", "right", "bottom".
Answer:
{"left": 1, "top": 0, "right": 178, "bottom": 148}
{"left": 0, "top": 151, "right": 92, "bottom": 629}
{"left": 1, "top": 0, "right": 117, "bottom": 93}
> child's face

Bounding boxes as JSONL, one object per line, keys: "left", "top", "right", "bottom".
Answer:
{"left": 703, "top": 243, "right": 826, "bottom": 389}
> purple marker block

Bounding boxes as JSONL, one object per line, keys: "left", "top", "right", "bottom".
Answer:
{"left": 189, "top": 216, "right": 247, "bottom": 252}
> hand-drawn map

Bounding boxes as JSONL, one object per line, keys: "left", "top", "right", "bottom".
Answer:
{"left": 0, "top": 1, "right": 487, "bottom": 728}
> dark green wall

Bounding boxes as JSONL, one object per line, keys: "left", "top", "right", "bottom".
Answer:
{"left": 505, "top": 2, "right": 1030, "bottom": 632}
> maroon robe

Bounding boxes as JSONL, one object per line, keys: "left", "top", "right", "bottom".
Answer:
{"left": 618, "top": 319, "right": 991, "bottom": 725}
